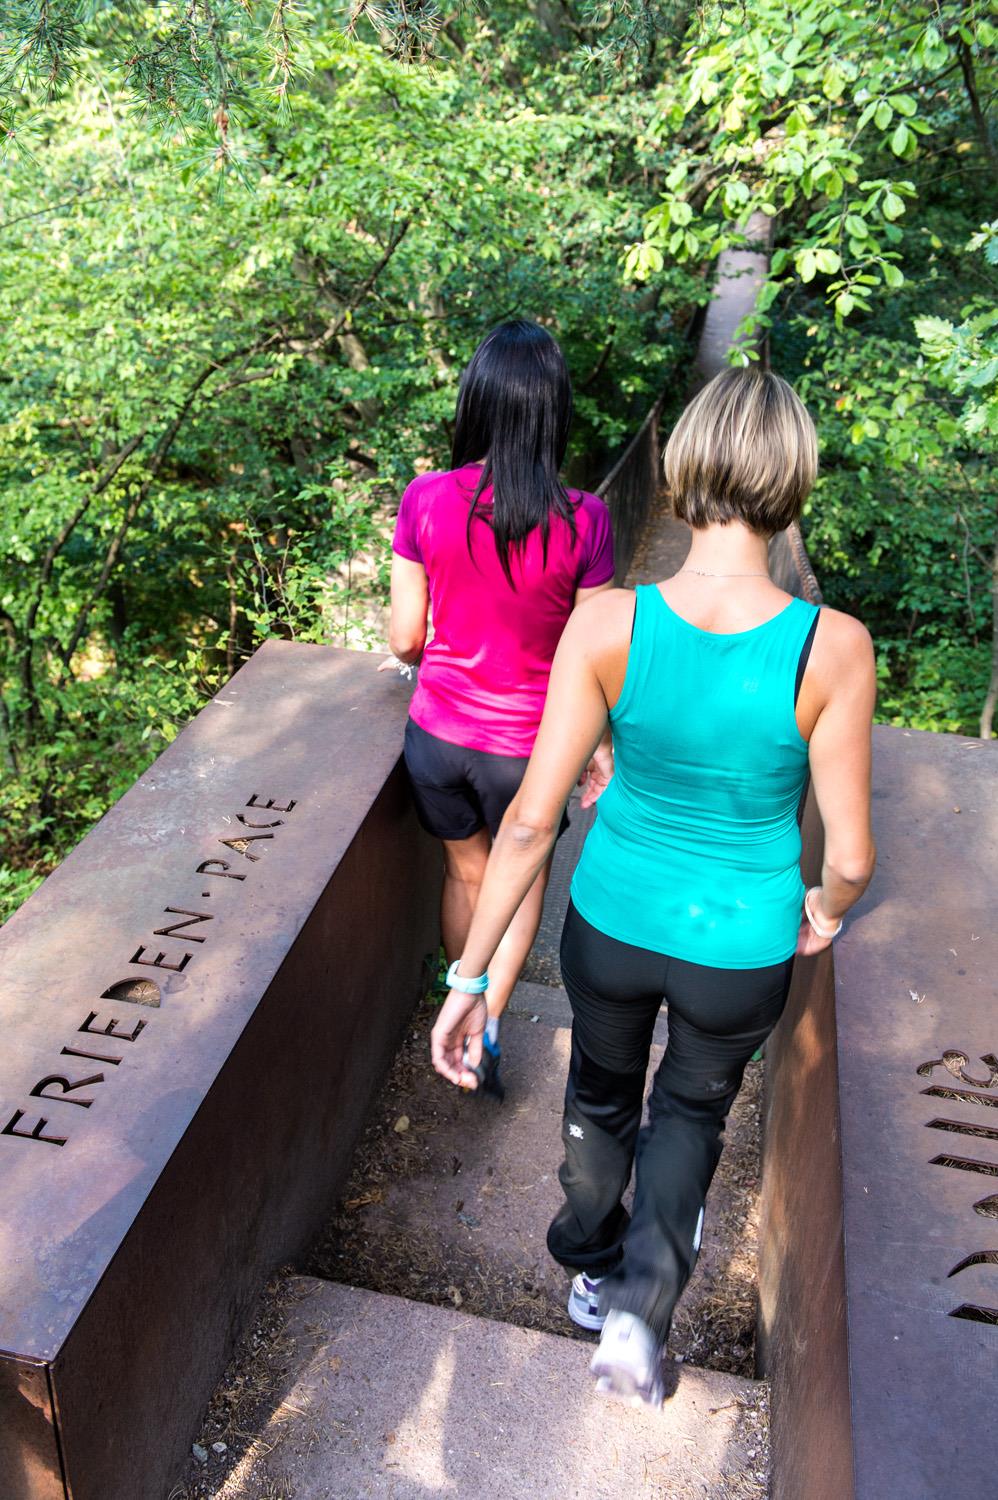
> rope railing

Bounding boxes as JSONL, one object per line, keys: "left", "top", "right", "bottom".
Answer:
{"left": 595, "top": 394, "right": 664, "bottom": 583}
{"left": 769, "top": 520, "right": 822, "bottom": 605}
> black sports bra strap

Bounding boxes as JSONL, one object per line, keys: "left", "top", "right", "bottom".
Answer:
{"left": 794, "top": 608, "right": 821, "bottom": 707}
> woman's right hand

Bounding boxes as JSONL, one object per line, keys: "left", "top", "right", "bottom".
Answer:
{"left": 795, "top": 890, "right": 839, "bottom": 957}
{"left": 377, "top": 654, "right": 414, "bottom": 679}
{"left": 430, "top": 990, "right": 488, "bottom": 1089}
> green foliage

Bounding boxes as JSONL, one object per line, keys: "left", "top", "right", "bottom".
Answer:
{"left": 1, "top": 0, "right": 995, "bottom": 923}
{"left": 875, "top": 641, "right": 988, "bottom": 734}
{"left": 778, "top": 211, "right": 995, "bottom": 735}
{"left": 0, "top": 0, "right": 313, "bottom": 169}
{"left": 0, "top": 14, "right": 699, "bottom": 917}
{"left": 915, "top": 223, "right": 998, "bottom": 440}
{"left": 601, "top": 0, "right": 997, "bottom": 736}
{"left": 0, "top": 865, "right": 44, "bottom": 926}
{"left": 625, "top": 0, "right": 996, "bottom": 325}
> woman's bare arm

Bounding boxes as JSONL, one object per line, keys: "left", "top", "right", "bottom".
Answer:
{"left": 430, "top": 591, "right": 631, "bottom": 1086}
{"left": 386, "top": 554, "right": 429, "bottom": 664}
{"left": 575, "top": 580, "right": 613, "bottom": 607}
{"left": 574, "top": 580, "right": 615, "bottom": 803}
{"left": 802, "top": 610, "right": 877, "bottom": 949}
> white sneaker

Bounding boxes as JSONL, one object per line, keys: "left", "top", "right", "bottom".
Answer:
{"left": 567, "top": 1273, "right": 606, "bottom": 1331}
{"left": 590, "top": 1309, "right": 665, "bottom": 1407}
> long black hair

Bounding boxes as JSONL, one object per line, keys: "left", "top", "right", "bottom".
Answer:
{"left": 451, "top": 319, "right": 576, "bottom": 585}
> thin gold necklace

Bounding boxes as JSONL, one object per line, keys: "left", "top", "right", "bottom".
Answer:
{"left": 679, "top": 567, "right": 770, "bottom": 578}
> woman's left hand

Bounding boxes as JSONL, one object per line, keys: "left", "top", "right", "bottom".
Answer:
{"left": 579, "top": 739, "right": 614, "bottom": 808}
{"left": 795, "top": 912, "right": 834, "bottom": 958}
{"left": 377, "top": 654, "right": 414, "bottom": 679}
{"left": 430, "top": 989, "right": 487, "bottom": 1088}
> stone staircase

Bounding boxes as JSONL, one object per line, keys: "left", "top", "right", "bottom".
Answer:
{"left": 174, "top": 764, "right": 771, "bottom": 1499}
{"left": 174, "top": 1015, "right": 768, "bottom": 1497}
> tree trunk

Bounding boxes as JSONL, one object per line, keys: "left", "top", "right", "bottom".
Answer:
{"left": 0, "top": 693, "right": 18, "bottom": 777}
{"left": 335, "top": 330, "right": 380, "bottom": 425}
{"left": 411, "top": 284, "right": 453, "bottom": 378}
{"left": 19, "top": 431, "right": 145, "bottom": 732}
{"left": 979, "top": 526, "right": 998, "bottom": 739}
{"left": 959, "top": 40, "right": 998, "bottom": 176}
{"left": 0, "top": 609, "right": 20, "bottom": 774}
{"left": 109, "top": 578, "right": 128, "bottom": 642}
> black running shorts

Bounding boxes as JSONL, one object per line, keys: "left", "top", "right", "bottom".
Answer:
{"left": 403, "top": 717, "right": 568, "bottom": 842}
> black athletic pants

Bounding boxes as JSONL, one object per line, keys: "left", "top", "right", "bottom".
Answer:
{"left": 547, "top": 901, "right": 794, "bottom": 1341}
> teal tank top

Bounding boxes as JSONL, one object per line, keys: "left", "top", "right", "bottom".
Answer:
{"left": 570, "top": 585, "right": 819, "bottom": 969}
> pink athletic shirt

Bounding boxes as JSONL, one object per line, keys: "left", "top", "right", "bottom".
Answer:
{"left": 392, "top": 464, "right": 614, "bottom": 757}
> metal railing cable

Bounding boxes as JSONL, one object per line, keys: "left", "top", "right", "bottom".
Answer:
{"left": 594, "top": 395, "right": 665, "bottom": 584}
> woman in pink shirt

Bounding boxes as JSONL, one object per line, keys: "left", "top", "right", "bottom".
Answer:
{"left": 385, "top": 321, "right": 615, "bottom": 1097}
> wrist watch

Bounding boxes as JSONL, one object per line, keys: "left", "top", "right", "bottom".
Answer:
{"left": 446, "top": 959, "right": 489, "bottom": 994}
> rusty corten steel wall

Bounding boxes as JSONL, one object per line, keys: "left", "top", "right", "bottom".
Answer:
{"left": 760, "top": 726, "right": 998, "bottom": 1499}
{"left": 0, "top": 641, "right": 440, "bottom": 1500}
{"left": 757, "top": 788, "right": 853, "bottom": 1500}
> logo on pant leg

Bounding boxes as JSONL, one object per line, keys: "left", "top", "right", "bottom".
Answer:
{"left": 568, "top": 1122, "right": 585, "bottom": 1139}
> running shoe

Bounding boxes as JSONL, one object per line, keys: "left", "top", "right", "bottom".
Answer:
{"left": 568, "top": 1273, "right": 606, "bottom": 1331}
{"left": 473, "top": 1033, "right": 505, "bottom": 1102}
{"left": 590, "top": 1309, "right": 665, "bottom": 1408}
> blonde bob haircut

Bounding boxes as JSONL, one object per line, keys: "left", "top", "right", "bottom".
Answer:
{"left": 664, "top": 367, "right": 818, "bottom": 535}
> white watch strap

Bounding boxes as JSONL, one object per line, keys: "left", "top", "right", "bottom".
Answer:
{"left": 804, "top": 888, "right": 843, "bottom": 939}
{"left": 446, "top": 959, "right": 489, "bottom": 994}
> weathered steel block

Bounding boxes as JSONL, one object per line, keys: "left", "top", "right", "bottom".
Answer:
{"left": 756, "top": 785, "right": 851, "bottom": 1500}
{"left": 759, "top": 726, "right": 998, "bottom": 1500}
{"left": 0, "top": 641, "right": 440, "bottom": 1500}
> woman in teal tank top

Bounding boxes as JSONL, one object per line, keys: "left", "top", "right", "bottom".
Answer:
{"left": 571, "top": 583, "right": 818, "bottom": 968}
{"left": 429, "top": 369, "right": 877, "bottom": 1408}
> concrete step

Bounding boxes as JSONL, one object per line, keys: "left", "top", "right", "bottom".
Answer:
{"left": 214, "top": 1279, "right": 767, "bottom": 1500}
{"left": 506, "top": 975, "right": 573, "bottom": 1027}
{"left": 308, "top": 1008, "right": 762, "bottom": 1373}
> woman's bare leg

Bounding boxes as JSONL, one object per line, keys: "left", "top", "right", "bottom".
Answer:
{"left": 440, "top": 837, "right": 553, "bottom": 1021}
{"left": 441, "top": 830, "right": 492, "bottom": 965}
